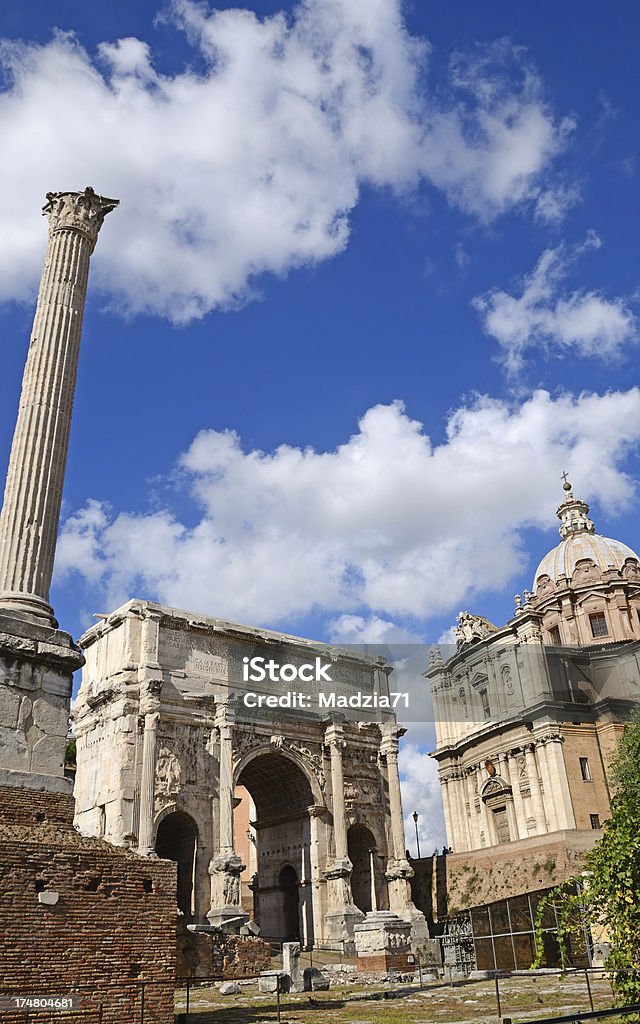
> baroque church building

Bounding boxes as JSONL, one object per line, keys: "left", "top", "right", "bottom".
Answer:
{"left": 425, "top": 480, "right": 640, "bottom": 970}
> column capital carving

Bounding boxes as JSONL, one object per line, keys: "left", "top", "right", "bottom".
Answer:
{"left": 139, "top": 678, "right": 162, "bottom": 715}
{"left": 380, "top": 725, "right": 402, "bottom": 759}
{"left": 324, "top": 722, "right": 346, "bottom": 750}
{"left": 215, "top": 700, "right": 237, "bottom": 731}
{"left": 44, "top": 187, "right": 119, "bottom": 250}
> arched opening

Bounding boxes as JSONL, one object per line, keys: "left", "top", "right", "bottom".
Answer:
{"left": 278, "top": 864, "right": 300, "bottom": 940}
{"left": 236, "top": 752, "right": 314, "bottom": 943}
{"left": 348, "top": 824, "right": 382, "bottom": 913}
{"left": 155, "top": 810, "right": 198, "bottom": 919}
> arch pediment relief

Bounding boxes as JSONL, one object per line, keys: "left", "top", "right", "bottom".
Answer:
{"left": 470, "top": 672, "right": 489, "bottom": 689}
{"left": 481, "top": 776, "right": 511, "bottom": 802}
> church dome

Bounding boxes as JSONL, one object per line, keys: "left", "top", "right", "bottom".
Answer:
{"left": 534, "top": 480, "right": 640, "bottom": 586}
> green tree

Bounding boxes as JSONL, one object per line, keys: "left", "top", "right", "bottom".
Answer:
{"left": 533, "top": 713, "right": 640, "bottom": 1006}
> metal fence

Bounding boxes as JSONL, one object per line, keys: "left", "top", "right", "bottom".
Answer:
{"left": 1, "top": 962, "right": 638, "bottom": 1023}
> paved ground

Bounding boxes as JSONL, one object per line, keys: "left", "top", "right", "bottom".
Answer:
{"left": 174, "top": 971, "right": 615, "bottom": 1023}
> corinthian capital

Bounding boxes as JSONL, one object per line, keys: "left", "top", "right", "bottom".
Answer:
{"left": 324, "top": 722, "right": 346, "bottom": 751}
{"left": 43, "top": 187, "right": 119, "bottom": 250}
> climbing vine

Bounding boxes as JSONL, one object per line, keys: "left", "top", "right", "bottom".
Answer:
{"left": 532, "top": 713, "right": 640, "bottom": 1006}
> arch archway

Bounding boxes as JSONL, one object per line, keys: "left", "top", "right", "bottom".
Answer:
{"left": 155, "top": 810, "right": 198, "bottom": 919}
{"left": 278, "top": 864, "right": 301, "bottom": 940}
{"left": 236, "top": 751, "right": 314, "bottom": 943}
{"left": 347, "top": 824, "right": 382, "bottom": 913}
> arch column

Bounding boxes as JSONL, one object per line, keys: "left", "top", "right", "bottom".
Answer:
{"left": 381, "top": 725, "right": 428, "bottom": 940}
{"left": 323, "top": 723, "right": 364, "bottom": 944}
{"left": 207, "top": 702, "right": 248, "bottom": 930}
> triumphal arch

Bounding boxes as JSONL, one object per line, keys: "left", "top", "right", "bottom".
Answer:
{"left": 73, "top": 599, "right": 423, "bottom": 945}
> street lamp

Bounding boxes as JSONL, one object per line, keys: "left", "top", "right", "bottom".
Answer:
{"left": 412, "top": 810, "right": 421, "bottom": 859}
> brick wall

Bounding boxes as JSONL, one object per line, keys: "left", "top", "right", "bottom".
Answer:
{"left": 0, "top": 785, "right": 177, "bottom": 1024}
{"left": 177, "top": 921, "right": 271, "bottom": 980}
{"left": 356, "top": 952, "right": 414, "bottom": 972}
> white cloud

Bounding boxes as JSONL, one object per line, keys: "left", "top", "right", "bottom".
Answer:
{"left": 55, "top": 388, "right": 640, "bottom": 628}
{"left": 474, "top": 233, "right": 637, "bottom": 374}
{"left": 399, "top": 742, "right": 446, "bottom": 855}
{"left": 0, "top": 2, "right": 572, "bottom": 320}
{"left": 327, "top": 615, "right": 424, "bottom": 645}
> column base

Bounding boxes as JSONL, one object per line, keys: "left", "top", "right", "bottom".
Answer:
{"left": 385, "top": 858, "right": 429, "bottom": 945}
{"left": 206, "top": 905, "right": 250, "bottom": 932}
{"left": 323, "top": 904, "right": 365, "bottom": 949}
{"left": 0, "top": 592, "right": 58, "bottom": 627}
{"left": 354, "top": 910, "right": 413, "bottom": 972}
{"left": 207, "top": 853, "right": 248, "bottom": 932}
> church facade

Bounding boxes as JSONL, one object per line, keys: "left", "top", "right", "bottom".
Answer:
{"left": 73, "top": 599, "right": 426, "bottom": 947}
{"left": 428, "top": 480, "right": 640, "bottom": 854}
{"left": 425, "top": 481, "right": 640, "bottom": 969}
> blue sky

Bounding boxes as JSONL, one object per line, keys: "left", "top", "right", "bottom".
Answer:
{"left": 1, "top": 0, "right": 639, "bottom": 849}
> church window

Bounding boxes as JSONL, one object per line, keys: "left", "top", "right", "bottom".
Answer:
{"left": 589, "top": 612, "right": 609, "bottom": 638}
{"left": 549, "top": 625, "right": 561, "bottom": 645}
{"left": 590, "top": 813, "right": 600, "bottom": 829}
{"left": 579, "top": 757, "right": 592, "bottom": 781}
{"left": 480, "top": 688, "right": 491, "bottom": 719}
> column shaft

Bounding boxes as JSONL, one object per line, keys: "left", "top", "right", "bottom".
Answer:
{"left": 545, "top": 738, "right": 576, "bottom": 830}
{"left": 327, "top": 726, "right": 348, "bottom": 859}
{"left": 0, "top": 188, "right": 117, "bottom": 624}
{"left": 219, "top": 721, "right": 234, "bottom": 852}
{"left": 525, "top": 746, "right": 546, "bottom": 834}
{"left": 536, "top": 742, "right": 559, "bottom": 831}
{"left": 138, "top": 712, "right": 159, "bottom": 854}
{"left": 385, "top": 744, "right": 407, "bottom": 861}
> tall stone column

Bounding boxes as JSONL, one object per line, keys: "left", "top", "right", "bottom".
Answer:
{"left": 0, "top": 188, "right": 118, "bottom": 626}
{"left": 0, "top": 188, "right": 116, "bottom": 792}
{"left": 136, "top": 611, "right": 163, "bottom": 855}
{"left": 323, "top": 723, "right": 364, "bottom": 944}
{"left": 207, "top": 701, "right": 248, "bottom": 930}
{"left": 137, "top": 700, "right": 160, "bottom": 855}
{"left": 381, "top": 726, "right": 428, "bottom": 941}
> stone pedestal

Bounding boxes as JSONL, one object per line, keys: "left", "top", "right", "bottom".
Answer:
{"left": 0, "top": 612, "right": 83, "bottom": 790}
{"left": 385, "top": 858, "right": 429, "bottom": 944}
{"left": 323, "top": 858, "right": 365, "bottom": 948}
{"left": 206, "top": 853, "right": 249, "bottom": 931}
{"left": 354, "top": 911, "right": 413, "bottom": 973}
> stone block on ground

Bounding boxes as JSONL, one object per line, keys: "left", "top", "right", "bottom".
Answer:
{"left": 303, "top": 966, "right": 330, "bottom": 991}
{"left": 219, "top": 981, "right": 241, "bottom": 995}
{"left": 258, "top": 971, "right": 290, "bottom": 994}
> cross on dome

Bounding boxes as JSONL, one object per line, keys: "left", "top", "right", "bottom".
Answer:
{"left": 556, "top": 477, "right": 595, "bottom": 539}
